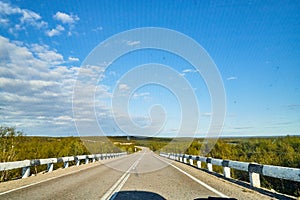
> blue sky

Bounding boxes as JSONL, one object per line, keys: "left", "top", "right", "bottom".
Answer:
{"left": 0, "top": 0, "right": 299, "bottom": 137}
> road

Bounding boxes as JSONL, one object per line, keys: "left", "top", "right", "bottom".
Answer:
{"left": 0, "top": 148, "right": 286, "bottom": 199}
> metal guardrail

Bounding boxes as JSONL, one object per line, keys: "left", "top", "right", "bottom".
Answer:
{"left": 160, "top": 152, "right": 300, "bottom": 188}
{"left": 0, "top": 152, "right": 127, "bottom": 179}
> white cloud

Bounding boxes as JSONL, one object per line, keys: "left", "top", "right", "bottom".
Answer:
{"left": 68, "top": 56, "right": 79, "bottom": 62}
{"left": 182, "top": 69, "right": 196, "bottom": 73}
{"left": 0, "top": 36, "right": 73, "bottom": 134}
{"left": 0, "top": 18, "right": 9, "bottom": 26}
{"left": 202, "top": 112, "right": 212, "bottom": 117}
{"left": 0, "top": 1, "right": 47, "bottom": 31}
{"left": 78, "top": 64, "right": 106, "bottom": 82}
{"left": 132, "top": 92, "right": 150, "bottom": 99}
{"left": 20, "top": 9, "right": 41, "bottom": 24}
{"left": 92, "top": 26, "right": 103, "bottom": 32}
{"left": 109, "top": 71, "right": 117, "bottom": 76}
{"left": 118, "top": 84, "right": 130, "bottom": 90}
{"left": 0, "top": 35, "right": 161, "bottom": 136}
{"left": 0, "top": 77, "right": 58, "bottom": 90}
{"left": 37, "top": 51, "right": 64, "bottom": 65}
{"left": 51, "top": 12, "right": 79, "bottom": 37}
{"left": 180, "top": 69, "right": 197, "bottom": 76}
{"left": 0, "top": 2, "right": 79, "bottom": 38}
{"left": 46, "top": 25, "right": 64, "bottom": 37}
{"left": 30, "top": 43, "right": 64, "bottom": 65}
{"left": 227, "top": 76, "right": 238, "bottom": 81}
{"left": 53, "top": 11, "right": 79, "bottom": 24}
{"left": 126, "top": 40, "right": 140, "bottom": 46}
{"left": 55, "top": 115, "right": 73, "bottom": 121}
{"left": 0, "top": 1, "right": 21, "bottom": 15}
{"left": 21, "top": 9, "right": 41, "bottom": 20}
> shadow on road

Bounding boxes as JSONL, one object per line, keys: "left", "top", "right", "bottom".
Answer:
{"left": 110, "top": 190, "right": 166, "bottom": 200}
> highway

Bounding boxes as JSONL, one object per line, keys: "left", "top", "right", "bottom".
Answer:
{"left": 0, "top": 148, "right": 285, "bottom": 200}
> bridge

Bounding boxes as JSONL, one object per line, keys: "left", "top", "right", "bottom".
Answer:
{"left": 0, "top": 148, "right": 299, "bottom": 199}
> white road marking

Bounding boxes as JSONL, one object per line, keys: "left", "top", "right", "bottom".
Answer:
{"left": 155, "top": 154, "right": 229, "bottom": 198}
{"left": 101, "top": 151, "right": 145, "bottom": 200}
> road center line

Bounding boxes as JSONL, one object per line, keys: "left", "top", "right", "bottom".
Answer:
{"left": 101, "top": 151, "right": 145, "bottom": 200}
{"left": 154, "top": 154, "right": 229, "bottom": 198}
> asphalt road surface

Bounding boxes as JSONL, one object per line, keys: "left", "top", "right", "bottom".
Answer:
{"left": 0, "top": 148, "right": 290, "bottom": 200}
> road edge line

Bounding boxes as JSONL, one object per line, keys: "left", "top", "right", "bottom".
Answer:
{"left": 155, "top": 154, "right": 229, "bottom": 198}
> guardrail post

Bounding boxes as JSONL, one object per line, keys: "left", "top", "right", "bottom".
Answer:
{"left": 249, "top": 172, "right": 260, "bottom": 187}
{"left": 22, "top": 166, "right": 30, "bottom": 178}
{"left": 188, "top": 156, "right": 194, "bottom": 165}
{"left": 85, "top": 157, "right": 89, "bottom": 164}
{"left": 207, "top": 158, "right": 213, "bottom": 172}
{"left": 248, "top": 163, "right": 262, "bottom": 188}
{"left": 222, "top": 160, "right": 231, "bottom": 178}
{"left": 76, "top": 158, "right": 80, "bottom": 166}
{"left": 179, "top": 156, "right": 183, "bottom": 162}
{"left": 64, "top": 161, "right": 69, "bottom": 168}
{"left": 183, "top": 156, "right": 187, "bottom": 164}
{"left": 47, "top": 163, "right": 54, "bottom": 172}
{"left": 197, "top": 161, "right": 201, "bottom": 168}
{"left": 223, "top": 166, "right": 231, "bottom": 178}
{"left": 195, "top": 157, "right": 201, "bottom": 168}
